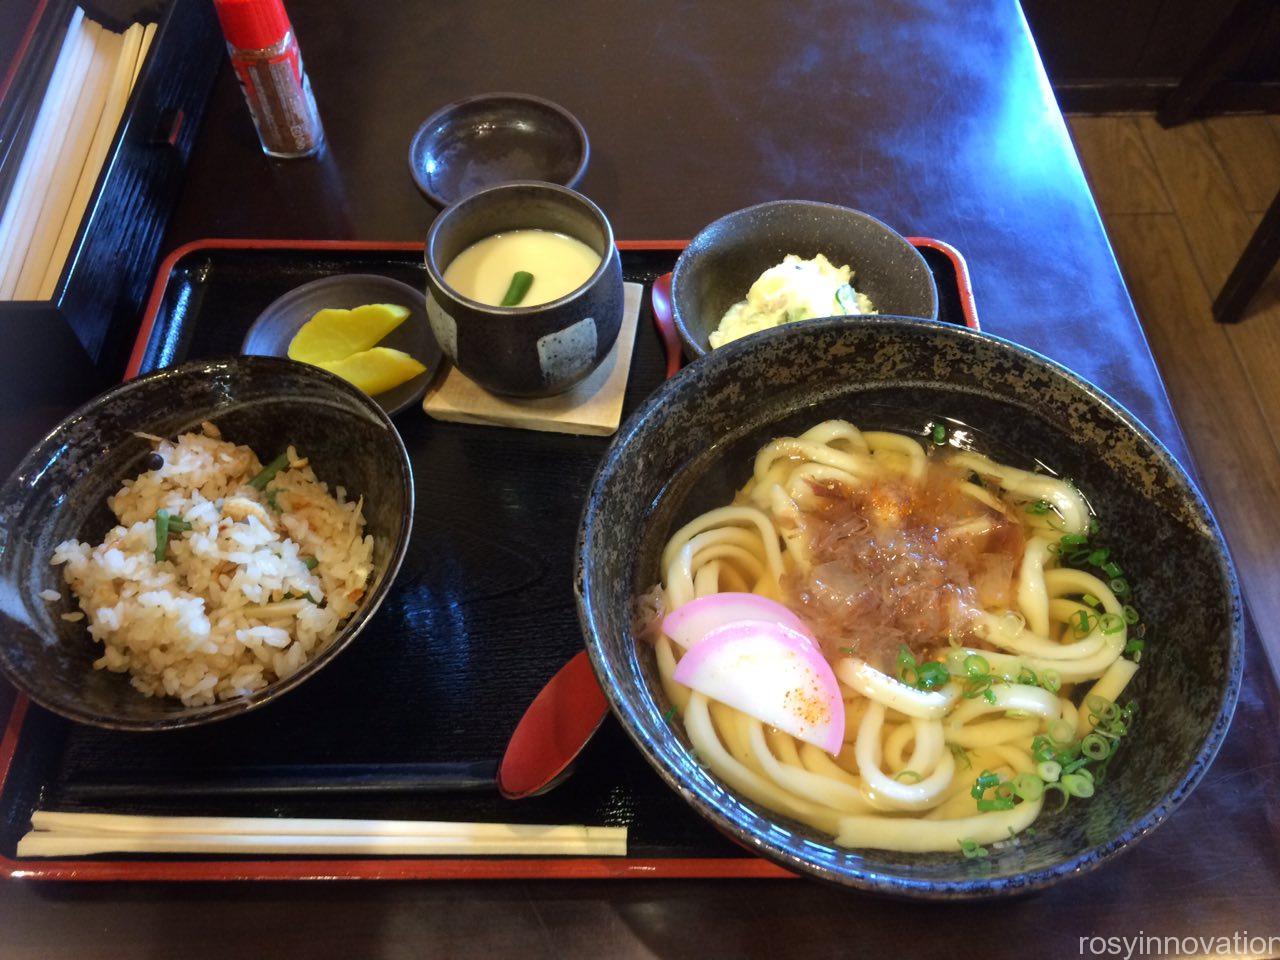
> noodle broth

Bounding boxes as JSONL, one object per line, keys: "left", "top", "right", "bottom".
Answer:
{"left": 638, "top": 407, "right": 1149, "bottom": 856}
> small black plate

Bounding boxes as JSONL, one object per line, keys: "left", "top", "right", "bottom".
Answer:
{"left": 408, "top": 93, "right": 589, "bottom": 207}
{"left": 242, "top": 274, "right": 442, "bottom": 418}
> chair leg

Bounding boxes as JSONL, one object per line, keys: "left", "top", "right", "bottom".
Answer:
{"left": 1214, "top": 190, "right": 1280, "bottom": 323}
{"left": 1157, "top": 0, "right": 1273, "bottom": 128}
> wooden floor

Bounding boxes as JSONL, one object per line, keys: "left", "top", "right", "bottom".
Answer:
{"left": 1067, "top": 113, "right": 1280, "bottom": 678}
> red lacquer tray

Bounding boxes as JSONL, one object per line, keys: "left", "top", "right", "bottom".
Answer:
{"left": 0, "top": 237, "right": 977, "bottom": 881}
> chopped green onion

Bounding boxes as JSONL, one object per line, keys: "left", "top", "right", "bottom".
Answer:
{"left": 1040, "top": 669, "right": 1062, "bottom": 693}
{"left": 1087, "top": 548, "right": 1110, "bottom": 567}
{"left": 1071, "top": 610, "right": 1095, "bottom": 635}
{"left": 1013, "top": 773, "right": 1044, "bottom": 801}
{"left": 153, "top": 509, "right": 170, "bottom": 562}
{"left": 1043, "top": 783, "right": 1070, "bottom": 813}
{"left": 894, "top": 770, "right": 923, "bottom": 783}
{"left": 982, "top": 687, "right": 997, "bottom": 705}
{"left": 1036, "top": 760, "right": 1062, "bottom": 782}
{"left": 1099, "top": 612, "right": 1125, "bottom": 634}
{"left": 949, "top": 744, "right": 971, "bottom": 769}
{"left": 1048, "top": 719, "right": 1074, "bottom": 745}
{"left": 1031, "top": 736, "right": 1054, "bottom": 763}
{"left": 977, "top": 794, "right": 1015, "bottom": 813}
{"left": 1110, "top": 577, "right": 1130, "bottom": 596}
{"left": 302, "top": 556, "right": 318, "bottom": 570}
{"left": 1061, "top": 772, "right": 1095, "bottom": 798}
{"left": 931, "top": 422, "right": 948, "bottom": 445}
{"left": 970, "top": 770, "right": 1000, "bottom": 799}
{"left": 249, "top": 453, "right": 289, "bottom": 490}
{"left": 1101, "top": 561, "right": 1123, "bottom": 578}
{"left": 915, "top": 661, "right": 950, "bottom": 690}
{"left": 959, "top": 838, "right": 989, "bottom": 859}
{"left": 976, "top": 796, "right": 1015, "bottom": 812}
{"left": 963, "top": 654, "right": 989, "bottom": 677}
{"left": 1025, "top": 499, "right": 1051, "bottom": 515}
{"left": 500, "top": 271, "right": 535, "bottom": 307}
{"left": 1088, "top": 518, "right": 1100, "bottom": 535}
{"left": 1059, "top": 534, "right": 1089, "bottom": 548}
{"left": 1081, "top": 733, "right": 1111, "bottom": 761}
{"left": 1081, "top": 593, "right": 1101, "bottom": 609}
{"left": 1124, "top": 638, "right": 1145, "bottom": 661}
{"left": 1122, "top": 604, "right": 1140, "bottom": 625}
{"left": 1086, "top": 695, "right": 1115, "bottom": 719}
{"left": 661, "top": 706, "right": 676, "bottom": 722}
{"left": 1016, "top": 667, "right": 1038, "bottom": 686}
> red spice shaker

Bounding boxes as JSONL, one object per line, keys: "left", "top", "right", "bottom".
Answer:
{"left": 212, "top": 0, "right": 324, "bottom": 158}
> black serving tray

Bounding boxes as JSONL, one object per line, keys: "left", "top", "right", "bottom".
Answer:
{"left": 0, "top": 238, "right": 975, "bottom": 880}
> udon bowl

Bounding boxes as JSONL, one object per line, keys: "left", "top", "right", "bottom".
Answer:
{"left": 0, "top": 356, "right": 414, "bottom": 731}
{"left": 576, "top": 317, "right": 1242, "bottom": 897}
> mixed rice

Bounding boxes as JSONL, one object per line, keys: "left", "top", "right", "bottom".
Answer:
{"left": 50, "top": 421, "right": 373, "bottom": 706}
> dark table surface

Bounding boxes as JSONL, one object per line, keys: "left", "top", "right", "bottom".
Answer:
{"left": 4, "top": 0, "right": 1280, "bottom": 956}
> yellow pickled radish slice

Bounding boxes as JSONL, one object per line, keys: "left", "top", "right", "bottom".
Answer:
{"left": 287, "top": 304, "right": 411, "bottom": 364}
{"left": 316, "top": 347, "right": 426, "bottom": 396}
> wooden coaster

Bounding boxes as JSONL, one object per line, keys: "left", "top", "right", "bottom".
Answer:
{"left": 423, "top": 282, "right": 643, "bottom": 436}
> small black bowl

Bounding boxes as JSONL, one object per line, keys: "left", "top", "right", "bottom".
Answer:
{"left": 577, "top": 316, "right": 1242, "bottom": 897}
{"left": 0, "top": 357, "right": 414, "bottom": 731}
{"left": 408, "top": 93, "right": 589, "bottom": 207}
{"left": 424, "top": 180, "right": 624, "bottom": 398}
{"left": 671, "top": 200, "right": 938, "bottom": 359}
{"left": 242, "top": 274, "right": 443, "bottom": 418}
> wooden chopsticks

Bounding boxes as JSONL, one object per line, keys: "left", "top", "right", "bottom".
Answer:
{"left": 18, "top": 811, "right": 627, "bottom": 858}
{"left": 0, "top": 9, "right": 156, "bottom": 301}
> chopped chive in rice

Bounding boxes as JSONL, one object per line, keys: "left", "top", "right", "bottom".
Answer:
{"left": 51, "top": 426, "right": 374, "bottom": 706}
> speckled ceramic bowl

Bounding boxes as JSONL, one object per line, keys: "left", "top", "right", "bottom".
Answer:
{"left": 424, "top": 181, "right": 624, "bottom": 398}
{"left": 577, "top": 317, "right": 1242, "bottom": 898}
{"left": 0, "top": 357, "right": 414, "bottom": 731}
{"left": 671, "top": 200, "right": 938, "bottom": 360}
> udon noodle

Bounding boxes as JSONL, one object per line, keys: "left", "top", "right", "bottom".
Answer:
{"left": 643, "top": 419, "right": 1142, "bottom": 854}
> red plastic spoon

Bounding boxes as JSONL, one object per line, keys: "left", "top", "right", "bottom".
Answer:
{"left": 497, "top": 272, "right": 684, "bottom": 800}
{"left": 497, "top": 651, "right": 609, "bottom": 799}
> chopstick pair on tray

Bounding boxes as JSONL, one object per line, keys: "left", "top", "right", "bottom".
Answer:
{"left": 18, "top": 811, "right": 627, "bottom": 858}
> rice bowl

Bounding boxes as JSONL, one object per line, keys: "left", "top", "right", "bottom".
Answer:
{"left": 0, "top": 356, "right": 413, "bottom": 730}
{"left": 51, "top": 422, "right": 374, "bottom": 707}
